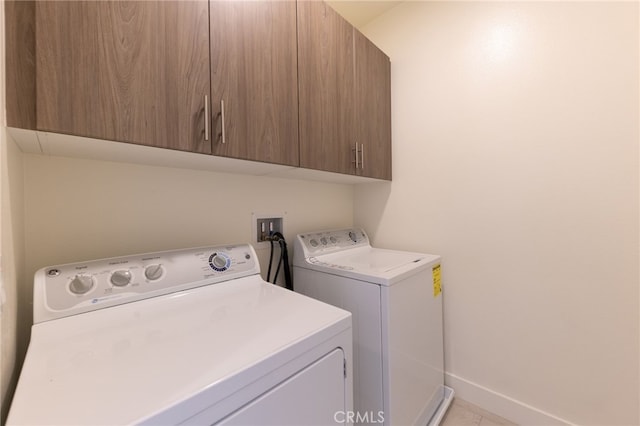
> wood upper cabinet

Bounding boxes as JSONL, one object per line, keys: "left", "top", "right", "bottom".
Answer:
{"left": 5, "top": 1, "right": 36, "bottom": 130}
{"left": 9, "top": 0, "right": 390, "bottom": 178}
{"left": 297, "top": 1, "right": 356, "bottom": 175}
{"left": 35, "top": 1, "right": 211, "bottom": 153}
{"left": 210, "top": 1, "right": 299, "bottom": 166}
{"left": 354, "top": 29, "right": 392, "bottom": 180}
{"left": 297, "top": 1, "right": 391, "bottom": 180}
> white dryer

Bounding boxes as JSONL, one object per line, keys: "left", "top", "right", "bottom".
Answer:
{"left": 8, "top": 243, "right": 353, "bottom": 425}
{"left": 293, "top": 229, "right": 453, "bottom": 426}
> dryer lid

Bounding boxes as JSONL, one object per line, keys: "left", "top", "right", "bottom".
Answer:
{"left": 8, "top": 276, "right": 351, "bottom": 426}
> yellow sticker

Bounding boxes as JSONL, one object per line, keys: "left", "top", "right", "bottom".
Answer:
{"left": 433, "top": 264, "right": 442, "bottom": 297}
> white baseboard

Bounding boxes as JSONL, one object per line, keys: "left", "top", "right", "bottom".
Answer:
{"left": 444, "top": 372, "right": 575, "bottom": 426}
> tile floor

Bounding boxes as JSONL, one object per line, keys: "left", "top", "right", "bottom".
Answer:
{"left": 441, "top": 398, "right": 517, "bottom": 426}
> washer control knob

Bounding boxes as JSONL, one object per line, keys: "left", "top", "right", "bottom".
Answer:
{"left": 110, "top": 270, "right": 132, "bottom": 287}
{"left": 348, "top": 231, "right": 358, "bottom": 242}
{"left": 144, "top": 264, "right": 163, "bottom": 281}
{"left": 320, "top": 237, "right": 328, "bottom": 245}
{"left": 310, "top": 239, "right": 319, "bottom": 247}
{"left": 69, "top": 275, "right": 94, "bottom": 295}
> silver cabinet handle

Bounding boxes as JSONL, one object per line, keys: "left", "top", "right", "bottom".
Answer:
{"left": 354, "top": 142, "right": 359, "bottom": 169}
{"left": 220, "top": 99, "right": 226, "bottom": 144}
{"left": 361, "top": 143, "right": 364, "bottom": 170}
{"left": 204, "top": 95, "right": 209, "bottom": 141}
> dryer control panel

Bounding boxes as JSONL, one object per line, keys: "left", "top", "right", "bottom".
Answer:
{"left": 295, "top": 228, "right": 369, "bottom": 257}
{"left": 34, "top": 244, "right": 260, "bottom": 323}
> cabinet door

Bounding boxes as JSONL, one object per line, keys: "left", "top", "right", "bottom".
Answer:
{"left": 297, "top": 1, "right": 356, "bottom": 175}
{"left": 355, "top": 30, "right": 392, "bottom": 180}
{"left": 210, "top": 1, "right": 299, "bottom": 166}
{"left": 36, "top": 1, "right": 211, "bottom": 153}
{"left": 5, "top": 0, "right": 36, "bottom": 130}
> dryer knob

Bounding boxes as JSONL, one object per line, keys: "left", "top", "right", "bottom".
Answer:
{"left": 144, "top": 264, "right": 163, "bottom": 281}
{"left": 110, "top": 270, "right": 132, "bottom": 287}
{"left": 69, "top": 275, "right": 94, "bottom": 295}
{"left": 212, "top": 255, "right": 227, "bottom": 269}
{"left": 209, "top": 253, "right": 230, "bottom": 271}
{"left": 348, "top": 231, "right": 358, "bottom": 242}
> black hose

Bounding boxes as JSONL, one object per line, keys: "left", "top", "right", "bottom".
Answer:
{"left": 266, "top": 232, "right": 293, "bottom": 291}
{"left": 273, "top": 253, "right": 283, "bottom": 284}
{"left": 280, "top": 238, "right": 293, "bottom": 291}
{"left": 266, "top": 239, "right": 275, "bottom": 282}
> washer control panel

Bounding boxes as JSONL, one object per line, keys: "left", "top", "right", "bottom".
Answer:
{"left": 35, "top": 244, "right": 259, "bottom": 323}
{"left": 297, "top": 228, "right": 369, "bottom": 256}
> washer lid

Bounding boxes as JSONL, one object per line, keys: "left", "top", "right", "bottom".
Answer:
{"left": 8, "top": 276, "right": 351, "bottom": 426}
{"left": 305, "top": 247, "right": 441, "bottom": 286}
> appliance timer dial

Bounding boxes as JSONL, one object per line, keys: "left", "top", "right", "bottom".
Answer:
{"left": 144, "top": 264, "right": 163, "bottom": 281}
{"left": 209, "top": 253, "right": 230, "bottom": 272}
{"left": 69, "top": 275, "right": 95, "bottom": 295}
{"left": 110, "top": 270, "right": 132, "bottom": 287}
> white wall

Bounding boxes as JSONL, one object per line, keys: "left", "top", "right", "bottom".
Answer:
{"left": 357, "top": 2, "right": 639, "bottom": 425}
{"left": 0, "top": 132, "right": 25, "bottom": 422}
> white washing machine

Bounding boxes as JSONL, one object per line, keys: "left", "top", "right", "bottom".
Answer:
{"left": 8, "top": 243, "right": 353, "bottom": 425}
{"left": 293, "top": 229, "right": 454, "bottom": 426}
